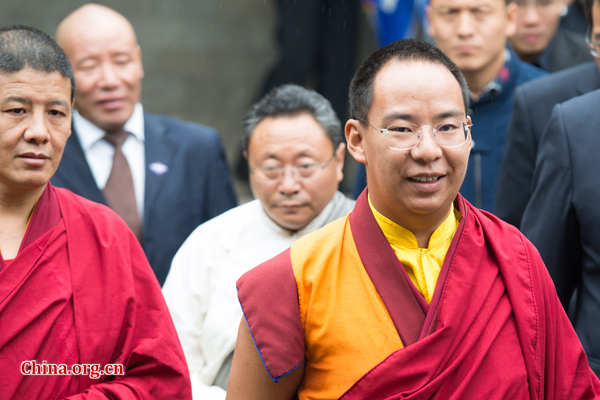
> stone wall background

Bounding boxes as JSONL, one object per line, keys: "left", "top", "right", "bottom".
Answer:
{"left": 1, "top": 1, "right": 375, "bottom": 200}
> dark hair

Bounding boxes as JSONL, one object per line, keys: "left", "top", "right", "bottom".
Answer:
{"left": 349, "top": 39, "right": 470, "bottom": 122}
{"left": 243, "top": 84, "right": 343, "bottom": 151}
{"left": 0, "top": 25, "right": 75, "bottom": 100}
{"left": 584, "top": 0, "right": 598, "bottom": 28}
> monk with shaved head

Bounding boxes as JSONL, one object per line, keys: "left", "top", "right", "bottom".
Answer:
{"left": 0, "top": 23, "right": 192, "bottom": 399}
{"left": 52, "top": 4, "right": 237, "bottom": 285}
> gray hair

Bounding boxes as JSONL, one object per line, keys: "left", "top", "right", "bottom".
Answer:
{"left": 242, "top": 84, "right": 343, "bottom": 152}
{"left": 0, "top": 25, "right": 75, "bottom": 100}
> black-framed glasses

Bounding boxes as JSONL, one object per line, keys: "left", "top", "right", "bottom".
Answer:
{"left": 358, "top": 117, "right": 472, "bottom": 151}
{"left": 250, "top": 153, "right": 336, "bottom": 181}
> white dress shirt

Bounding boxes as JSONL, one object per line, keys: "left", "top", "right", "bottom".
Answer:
{"left": 162, "top": 192, "right": 355, "bottom": 400}
{"left": 73, "top": 103, "right": 146, "bottom": 217}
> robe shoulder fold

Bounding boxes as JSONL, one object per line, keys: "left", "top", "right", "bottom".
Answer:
{"left": 236, "top": 248, "right": 304, "bottom": 382}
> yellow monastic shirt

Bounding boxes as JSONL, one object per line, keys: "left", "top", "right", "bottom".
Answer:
{"left": 369, "top": 196, "right": 461, "bottom": 303}
{"left": 289, "top": 200, "right": 461, "bottom": 399}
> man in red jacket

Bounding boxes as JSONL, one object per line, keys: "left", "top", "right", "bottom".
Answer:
{"left": 227, "top": 39, "right": 600, "bottom": 400}
{"left": 0, "top": 25, "right": 191, "bottom": 399}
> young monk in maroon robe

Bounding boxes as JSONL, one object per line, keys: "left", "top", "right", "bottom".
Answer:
{"left": 227, "top": 39, "right": 600, "bottom": 399}
{"left": 0, "top": 26, "right": 191, "bottom": 399}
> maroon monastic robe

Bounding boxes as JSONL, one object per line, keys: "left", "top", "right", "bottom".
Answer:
{"left": 237, "top": 191, "right": 600, "bottom": 399}
{"left": 0, "top": 184, "right": 191, "bottom": 399}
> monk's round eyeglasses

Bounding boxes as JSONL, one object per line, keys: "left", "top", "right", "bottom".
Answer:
{"left": 251, "top": 153, "right": 335, "bottom": 182}
{"left": 358, "top": 118, "right": 472, "bottom": 151}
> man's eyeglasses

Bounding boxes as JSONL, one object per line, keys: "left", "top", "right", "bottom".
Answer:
{"left": 251, "top": 154, "right": 335, "bottom": 182}
{"left": 358, "top": 118, "right": 472, "bottom": 151}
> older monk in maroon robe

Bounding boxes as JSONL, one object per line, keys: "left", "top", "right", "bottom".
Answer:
{"left": 0, "top": 25, "right": 191, "bottom": 399}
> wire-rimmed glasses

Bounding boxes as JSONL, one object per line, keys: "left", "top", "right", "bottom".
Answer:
{"left": 250, "top": 153, "right": 336, "bottom": 181}
{"left": 358, "top": 117, "right": 472, "bottom": 151}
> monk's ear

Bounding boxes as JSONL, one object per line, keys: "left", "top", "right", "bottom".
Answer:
{"left": 466, "top": 116, "right": 474, "bottom": 151}
{"left": 345, "top": 119, "right": 366, "bottom": 165}
{"left": 333, "top": 142, "right": 345, "bottom": 183}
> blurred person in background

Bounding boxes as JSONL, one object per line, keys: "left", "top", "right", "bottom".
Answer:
{"left": 52, "top": 4, "right": 237, "bottom": 285}
{"left": 521, "top": 86, "right": 600, "bottom": 377}
{"left": 497, "top": 0, "right": 600, "bottom": 227}
{"left": 163, "top": 84, "right": 353, "bottom": 399}
{"left": 427, "top": 0, "right": 545, "bottom": 211}
{"left": 509, "top": 0, "right": 592, "bottom": 71}
{"left": 355, "top": 0, "right": 545, "bottom": 211}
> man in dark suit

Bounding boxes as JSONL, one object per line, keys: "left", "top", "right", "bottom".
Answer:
{"left": 496, "top": 0, "right": 600, "bottom": 227}
{"left": 562, "top": 0, "right": 588, "bottom": 36}
{"left": 509, "top": 0, "right": 592, "bottom": 72}
{"left": 52, "top": 4, "right": 237, "bottom": 285}
{"left": 521, "top": 89, "right": 600, "bottom": 376}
